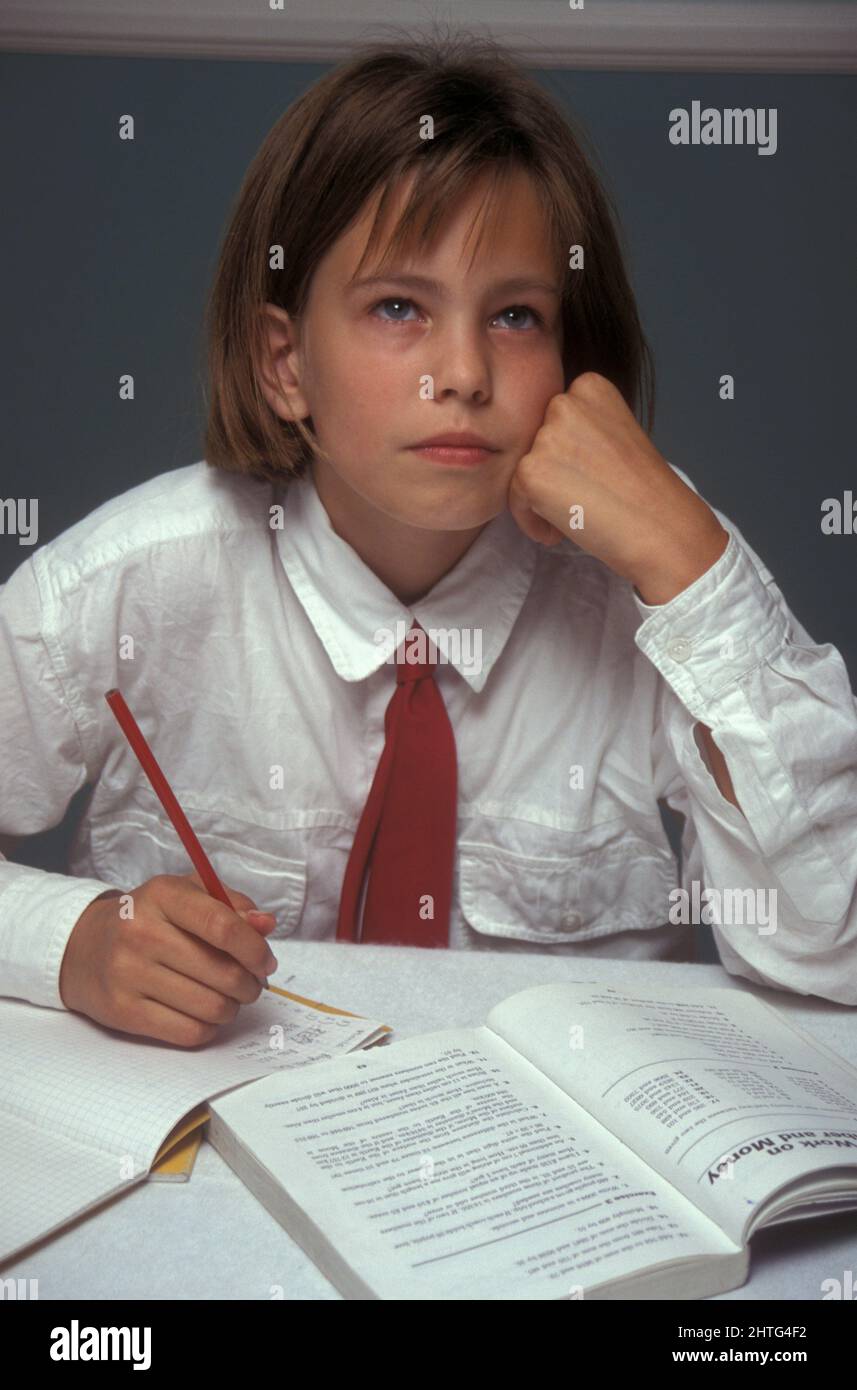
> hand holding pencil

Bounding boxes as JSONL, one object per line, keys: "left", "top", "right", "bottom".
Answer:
{"left": 58, "top": 689, "right": 281, "bottom": 1047}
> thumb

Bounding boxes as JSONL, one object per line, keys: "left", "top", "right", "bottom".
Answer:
{"left": 185, "top": 870, "right": 278, "bottom": 931}
{"left": 237, "top": 907, "right": 278, "bottom": 935}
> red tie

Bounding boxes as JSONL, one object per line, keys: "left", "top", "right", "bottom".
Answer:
{"left": 336, "top": 620, "right": 457, "bottom": 946}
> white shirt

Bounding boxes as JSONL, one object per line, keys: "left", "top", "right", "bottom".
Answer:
{"left": 1, "top": 460, "right": 856, "bottom": 1010}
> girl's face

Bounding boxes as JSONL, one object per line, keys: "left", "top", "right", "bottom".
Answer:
{"left": 267, "top": 167, "right": 567, "bottom": 534}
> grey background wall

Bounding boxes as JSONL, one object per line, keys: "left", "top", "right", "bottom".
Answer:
{"left": 3, "top": 55, "right": 853, "bottom": 630}
{"left": 1, "top": 51, "right": 854, "bottom": 955}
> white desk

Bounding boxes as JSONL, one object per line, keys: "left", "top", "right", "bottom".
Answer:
{"left": 6, "top": 942, "right": 857, "bottom": 1299}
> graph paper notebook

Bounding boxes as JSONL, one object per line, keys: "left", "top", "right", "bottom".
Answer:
{"left": 146, "top": 981, "right": 383, "bottom": 1182}
{"left": 0, "top": 984, "right": 390, "bottom": 1263}
{"left": 209, "top": 982, "right": 857, "bottom": 1300}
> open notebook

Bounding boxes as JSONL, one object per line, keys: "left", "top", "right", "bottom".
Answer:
{"left": 0, "top": 982, "right": 390, "bottom": 1264}
{"left": 209, "top": 982, "right": 857, "bottom": 1300}
{"left": 147, "top": 979, "right": 377, "bottom": 1182}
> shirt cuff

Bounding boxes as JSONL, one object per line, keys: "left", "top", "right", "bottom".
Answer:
{"left": 631, "top": 525, "right": 789, "bottom": 722}
{"left": 0, "top": 865, "right": 123, "bottom": 1010}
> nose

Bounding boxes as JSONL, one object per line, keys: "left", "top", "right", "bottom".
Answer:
{"left": 430, "top": 322, "right": 492, "bottom": 403}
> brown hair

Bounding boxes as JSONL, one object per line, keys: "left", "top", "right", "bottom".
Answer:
{"left": 202, "top": 27, "right": 655, "bottom": 484}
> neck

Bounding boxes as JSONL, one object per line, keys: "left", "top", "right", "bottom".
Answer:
{"left": 310, "top": 458, "right": 486, "bottom": 605}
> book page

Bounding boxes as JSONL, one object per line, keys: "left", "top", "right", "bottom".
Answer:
{"left": 0, "top": 1114, "right": 149, "bottom": 1265}
{"left": 486, "top": 983, "right": 857, "bottom": 1244}
{"left": 209, "top": 1026, "right": 742, "bottom": 1300}
{"left": 0, "top": 987, "right": 385, "bottom": 1263}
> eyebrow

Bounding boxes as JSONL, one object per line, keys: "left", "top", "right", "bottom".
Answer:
{"left": 346, "top": 272, "right": 561, "bottom": 299}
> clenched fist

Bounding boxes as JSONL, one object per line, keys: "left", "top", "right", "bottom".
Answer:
{"left": 507, "top": 371, "right": 728, "bottom": 604}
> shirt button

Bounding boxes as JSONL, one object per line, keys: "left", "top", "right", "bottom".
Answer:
{"left": 667, "top": 636, "right": 693, "bottom": 661}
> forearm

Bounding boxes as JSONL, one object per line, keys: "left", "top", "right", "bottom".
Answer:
{"left": 632, "top": 525, "right": 741, "bottom": 811}
{"left": 696, "top": 722, "right": 742, "bottom": 812}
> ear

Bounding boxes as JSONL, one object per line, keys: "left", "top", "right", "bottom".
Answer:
{"left": 256, "top": 303, "right": 312, "bottom": 423}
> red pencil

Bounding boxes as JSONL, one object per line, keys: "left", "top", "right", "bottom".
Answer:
{"left": 105, "top": 687, "right": 234, "bottom": 906}
{"left": 104, "top": 688, "right": 276, "bottom": 988}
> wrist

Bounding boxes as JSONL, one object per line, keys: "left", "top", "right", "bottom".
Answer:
{"left": 59, "top": 892, "right": 119, "bottom": 1010}
{"left": 633, "top": 523, "right": 729, "bottom": 606}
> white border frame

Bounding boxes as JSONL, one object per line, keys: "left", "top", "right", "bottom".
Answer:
{"left": 0, "top": 1, "right": 855, "bottom": 72}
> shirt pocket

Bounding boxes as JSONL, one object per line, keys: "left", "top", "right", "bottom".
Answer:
{"left": 457, "top": 828, "right": 679, "bottom": 946}
{"left": 88, "top": 809, "right": 307, "bottom": 939}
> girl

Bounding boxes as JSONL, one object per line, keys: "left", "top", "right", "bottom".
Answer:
{"left": 1, "top": 33, "right": 855, "bottom": 1044}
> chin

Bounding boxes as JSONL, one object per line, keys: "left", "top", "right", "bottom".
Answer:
{"left": 392, "top": 476, "right": 509, "bottom": 530}
{"left": 398, "top": 497, "right": 503, "bottom": 532}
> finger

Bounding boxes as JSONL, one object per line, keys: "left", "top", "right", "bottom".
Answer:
{"left": 529, "top": 514, "right": 566, "bottom": 546}
{"left": 152, "top": 875, "right": 278, "bottom": 981}
{"left": 506, "top": 466, "right": 540, "bottom": 539}
{"left": 123, "top": 993, "right": 220, "bottom": 1048}
{"left": 237, "top": 908, "right": 278, "bottom": 935}
{"left": 508, "top": 470, "right": 565, "bottom": 546}
{"left": 148, "top": 920, "right": 268, "bottom": 999}
{"left": 138, "top": 957, "right": 246, "bottom": 1028}
{"left": 176, "top": 875, "right": 278, "bottom": 944}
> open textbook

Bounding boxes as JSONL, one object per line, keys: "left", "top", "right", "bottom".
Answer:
{"left": 0, "top": 981, "right": 389, "bottom": 1264}
{"left": 208, "top": 982, "right": 857, "bottom": 1300}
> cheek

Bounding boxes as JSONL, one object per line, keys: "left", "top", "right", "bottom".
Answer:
{"left": 338, "top": 328, "right": 411, "bottom": 391}
{"left": 307, "top": 344, "right": 387, "bottom": 436}
{"left": 503, "top": 352, "right": 565, "bottom": 428}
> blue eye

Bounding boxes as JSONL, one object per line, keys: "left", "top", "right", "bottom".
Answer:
{"left": 369, "top": 297, "right": 544, "bottom": 329}
{"left": 495, "top": 305, "right": 544, "bottom": 330}
{"left": 372, "top": 297, "right": 420, "bottom": 322}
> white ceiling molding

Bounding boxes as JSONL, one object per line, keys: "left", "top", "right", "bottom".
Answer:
{"left": 1, "top": 0, "right": 855, "bottom": 72}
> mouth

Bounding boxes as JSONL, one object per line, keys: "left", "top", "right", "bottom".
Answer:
{"left": 408, "top": 433, "right": 500, "bottom": 468}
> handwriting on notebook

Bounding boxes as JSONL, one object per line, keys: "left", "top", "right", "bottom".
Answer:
{"left": 228, "top": 993, "right": 365, "bottom": 1067}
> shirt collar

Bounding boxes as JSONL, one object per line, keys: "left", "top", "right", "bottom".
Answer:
{"left": 273, "top": 470, "right": 538, "bottom": 693}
